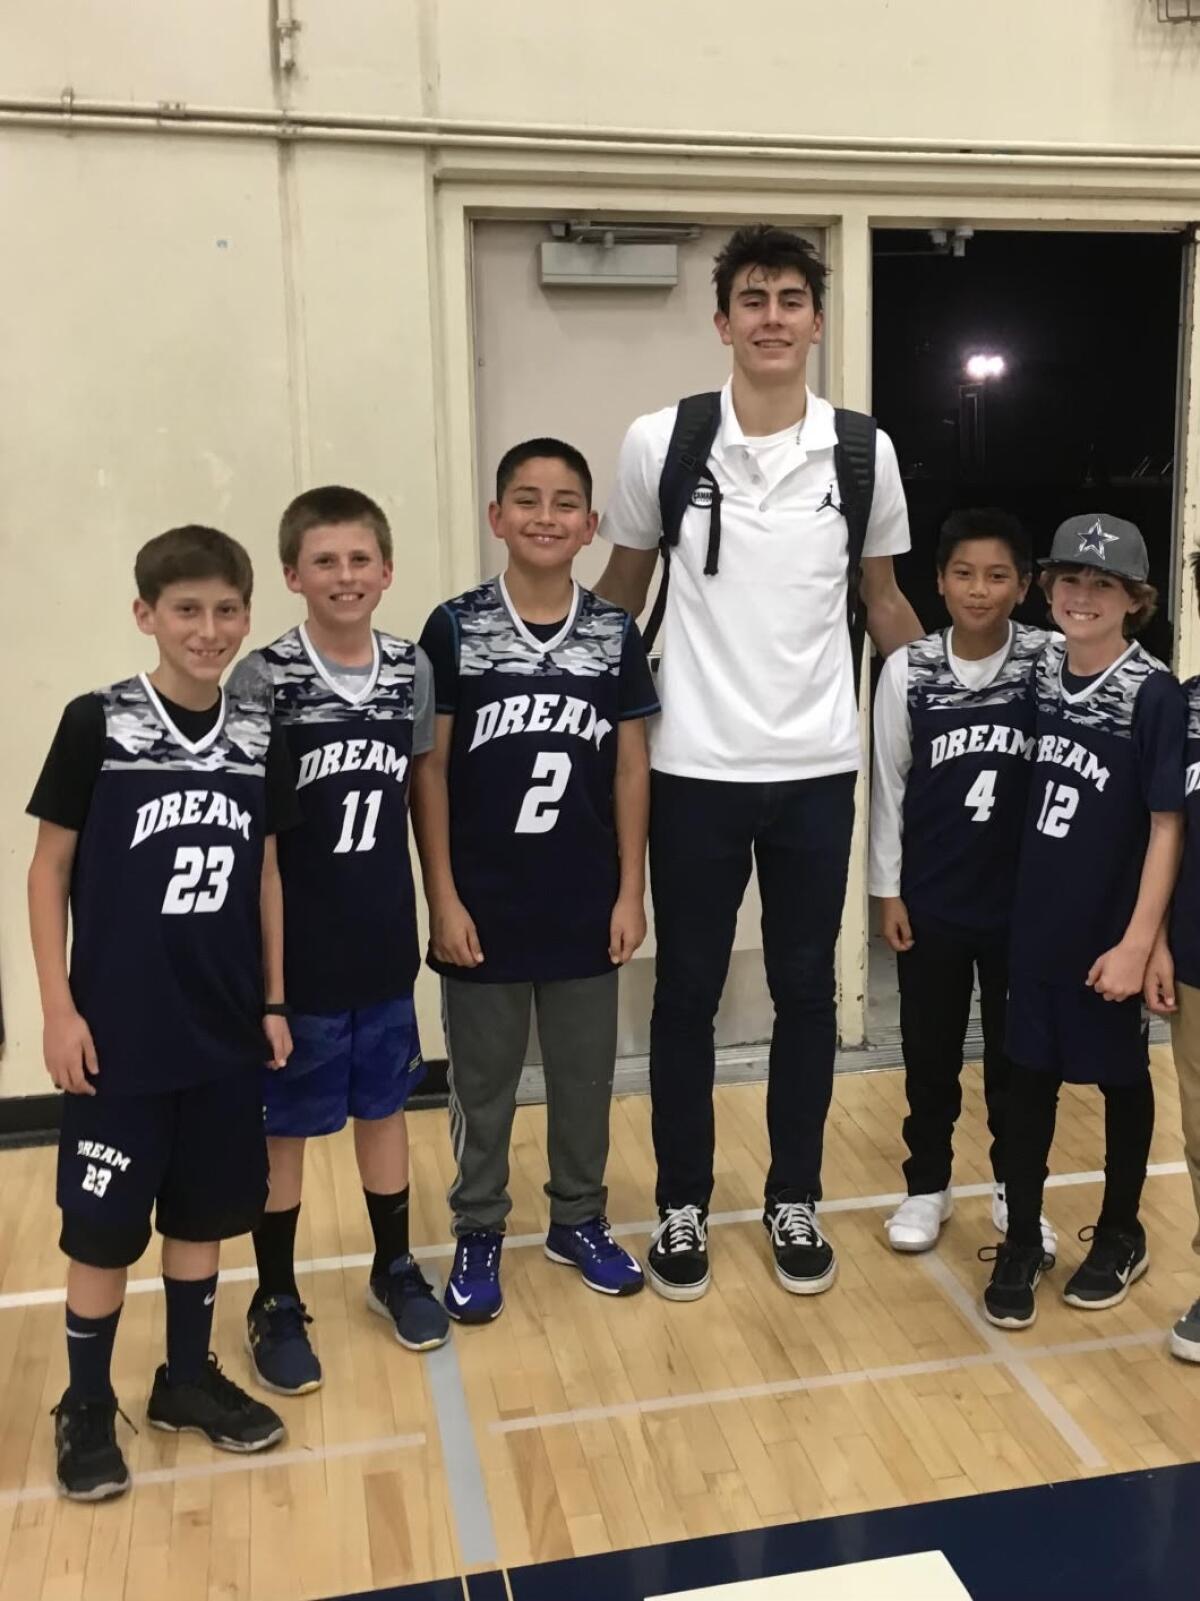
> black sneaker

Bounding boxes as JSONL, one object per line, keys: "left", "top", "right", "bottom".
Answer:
{"left": 147, "top": 1354, "right": 285, "bottom": 1452}
{"left": 646, "top": 1205, "right": 710, "bottom": 1301}
{"left": 1062, "top": 1226, "right": 1149, "bottom": 1311}
{"left": 981, "top": 1241, "right": 1044, "bottom": 1329}
{"left": 764, "top": 1201, "right": 837, "bottom": 1295}
{"left": 51, "top": 1391, "right": 131, "bottom": 1501}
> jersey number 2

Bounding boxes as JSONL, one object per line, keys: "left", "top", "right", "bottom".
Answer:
{"left": 162, "top": 845, "right": 235, "bottom": 914}
{"left": 515, "top": 753, "right": 572, "bottom": 834}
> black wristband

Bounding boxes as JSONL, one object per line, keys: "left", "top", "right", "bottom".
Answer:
{"left": 264, "top": 1002, "right": 290, "bottom": 1018}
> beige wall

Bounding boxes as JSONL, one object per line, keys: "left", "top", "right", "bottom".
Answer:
{"left": 2, "top": 2, "right": 1200, "bottom": 1095}
{"left": 9, "top": 2, "right": 1200, "bottom": 147}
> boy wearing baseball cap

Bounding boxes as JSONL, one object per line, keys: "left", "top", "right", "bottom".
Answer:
{"left": 982, "top": 514, "right": 1185, "bottom": 1330}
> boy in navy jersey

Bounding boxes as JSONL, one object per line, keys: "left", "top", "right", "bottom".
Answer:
{"left": 982, "top": 514, "right": 1185, "bottom": 1330}
{"left": 413, "top": 439, "right": 659, "bottom": 1323}
{"left": 871, "top": 510, "right": 1054, "bottom": 1257}
{"left": 229, "top": 487, "right": 448, "bottom": 1396}
{"left": 28, "top": 526, "right": 292, "bottom": 1501}
{"left": 1147, "top": 551, "right": 1200, "bottom": 1363}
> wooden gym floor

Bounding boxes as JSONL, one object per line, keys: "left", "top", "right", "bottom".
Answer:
{"left": 1, "top": 1048, "right": 1198, "bottom": 1600}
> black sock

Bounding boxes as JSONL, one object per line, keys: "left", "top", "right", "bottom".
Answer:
{"left": 364, "top": 1186, "right": 410, "bottom": 1280}
{"left": 164, "top": 1274, "right": 217, "bottom": 1386}
{"left": 65, "top": 1304, "right": 122, "bottom": 1403}
{"left": 251, "top": 1204, "right": 301, "bottom": 1306}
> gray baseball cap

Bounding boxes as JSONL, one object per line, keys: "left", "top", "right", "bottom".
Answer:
{"left": 1039, "top": 513, "right": 1148, "bottom": 582}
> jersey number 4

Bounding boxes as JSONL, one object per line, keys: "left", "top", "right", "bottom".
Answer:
{"left": 515, "top": 753, "right": 572, "bottom": 835}
{"left": 162, "top": 845, "right": 235, "bottom": 915}
{"left": 963, "top": 769, "right": 998, "bottom": 822}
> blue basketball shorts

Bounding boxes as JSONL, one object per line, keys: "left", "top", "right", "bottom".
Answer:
{"left": 1005, "top": 975, "right": 1149, "bottom": 1086}
{"left": 262, "top": 994, "right": 425, "bottom": 1138}
{"left": 57, "top": 1069, "right": 268, "bottom": 1268}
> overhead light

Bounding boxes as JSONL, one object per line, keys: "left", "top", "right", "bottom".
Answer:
{"left": 964, "top": 353, "right": 1006, "bottom": 380}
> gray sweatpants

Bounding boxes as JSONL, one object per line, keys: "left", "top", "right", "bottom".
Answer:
{"left": 443, "top": 971, "right": 619, "bottom": 1234}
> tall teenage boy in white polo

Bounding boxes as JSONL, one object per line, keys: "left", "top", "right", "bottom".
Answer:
{"left": 595, "top": 225, "right": 921, "bottom": 1300}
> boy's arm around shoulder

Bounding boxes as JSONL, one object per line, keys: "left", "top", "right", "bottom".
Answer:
{"left": 226, "top": 648, "right": 274, "bottom": 708}
{"left": 411, "top": 713, "right": 484, "bottom": 967}
{"left": 1089, "top": 672, "right": 1187, "bottom": 1002}
{"left": 609, "top": 717, "right": 650, "bottom": 965}
{"left": 868, "top": 645, "right": 915, "bottom": 952}
{"left": 259, "top": 834, "right": 291, "bottom": 1068}
{"left": 28, "top": 821, "right": 99, "bottom": 1095}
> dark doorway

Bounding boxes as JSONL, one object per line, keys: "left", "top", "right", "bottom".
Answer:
{"left": 872, "top": 228, "right": 1187, "bottom": 663}
{"left": 866, "top": 227, "right": 1188, "bottom": 1049}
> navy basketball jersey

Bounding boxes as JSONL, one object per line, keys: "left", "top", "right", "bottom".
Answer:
{"left": 1170, "top": 675, "right": 1200, "bottom": 988}
{"left": 238, "top": 625, "right": 420, "bottom": 1013}
{"left": 433, "top": 577, "right": 638, "bottom": 983}
{"left": 1010, "top": 639, "right": 1185, "bottom": 986}
{"left": 68, "top": 675, "right": 271, "bottom": 1094}
{"left": 902, "top": 623, "right": 1046, "bottom": 936}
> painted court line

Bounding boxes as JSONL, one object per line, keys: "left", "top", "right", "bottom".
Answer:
{"left": 919, "top": 1253, "right": 1107, "bottom": 1470}
{"left": 490, "top": 1353, "right": 1002, "bottom": 1434}
{"left": 486, "top": 1321, "right": 1164, "bottom": 1439}
{"left": 0, "top": 1161, "right": 1187, "bottom": 1312}
{"left": 0, "top": 1429, "right": 426, "bottom": 1509}
{"left": 422, "top": 1269, "right": 500, "bottom": 1571}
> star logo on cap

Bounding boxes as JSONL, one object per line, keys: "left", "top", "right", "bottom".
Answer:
{"left": 1077, "top": 518, "right": 1118, "bottom": 560}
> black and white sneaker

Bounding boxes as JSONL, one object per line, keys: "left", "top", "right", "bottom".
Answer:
{"left": 51, "top": 1391, "right": 131, "bottom": 1501}
{"left": 764, "top": 1201, "right": 837, "bottom": 1295}
{"left": 1062, "top": 1226, "right": 1148, "bottom": 1311}
{"left": 646, "top": 1205, "right": 710, "bottom": 1301}
{"left": 147, "top": 1355, "right": 286, "bottom": 1452}
{"left": 981, "top": 1241, "right": 1044, "bottom": 1329}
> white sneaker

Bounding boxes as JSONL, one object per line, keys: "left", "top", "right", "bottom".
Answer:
{"left": 992, "top": 1184, "right": 1057, "bottom": 1266}
{"left": 885, "top": 1191, "right": 952, "bottom": 1253}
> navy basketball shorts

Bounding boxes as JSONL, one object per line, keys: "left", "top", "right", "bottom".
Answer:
{"left": 57, "top": 1069, "right": 268, "bottom": 1269}
{"left": 1006, "top": 975, "right": 1150, "bottom": 1086}
{"left": 262, "top": 994, "right": 425, "bottom": 1139}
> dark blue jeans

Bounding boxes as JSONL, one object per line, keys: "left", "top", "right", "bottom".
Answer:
{"left": 648, "top": 769, "right": 856, "bottom": 1210}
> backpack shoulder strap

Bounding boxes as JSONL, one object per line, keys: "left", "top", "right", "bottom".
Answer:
{"left": 833, "top": 407, "right": 878, "bottom": 686}
{"left": 645, "top": 392, "right": 723, "bottom": 652}
{"left": 658, "top": 392, "right": 722, "bottom": 549}
{"left": 833, "top": 408, "right": 877, "bottom": 574}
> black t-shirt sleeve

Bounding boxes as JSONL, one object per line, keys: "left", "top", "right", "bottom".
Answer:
{"left": 418, "top": 606, "right": 460, "bottom": 715}
{"left": 26, "top": 695, "right": 106, "bottom": 832}
{"left": 264, "top": 724, "right": 301, "bottom": 836}
{"left": 617, "top": 619, "right": 661, "bottom": 721}
{"left": 1134, "top": 669, "right": 1186, "bottom": 813}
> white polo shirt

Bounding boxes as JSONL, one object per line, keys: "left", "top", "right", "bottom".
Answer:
{"left": 600, "top": 383, "right": 910, "bottom": 782}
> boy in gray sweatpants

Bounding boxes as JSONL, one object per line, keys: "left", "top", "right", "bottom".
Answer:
{"left": 411, "top": 437, "right": 658, "bottom": 1323}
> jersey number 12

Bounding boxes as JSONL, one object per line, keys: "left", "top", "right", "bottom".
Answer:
{"left": 1035, "top": 780, "right": 1079, "bottom": 839}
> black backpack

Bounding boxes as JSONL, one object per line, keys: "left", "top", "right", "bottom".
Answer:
{"left": 645, "top": 392, "right": 878, "bottom": 683}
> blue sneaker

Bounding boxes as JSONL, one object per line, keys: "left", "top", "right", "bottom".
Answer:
{"left": 245, "top": 1294, "right": 323, "bottom": 1396}
{"left": 444, "top": 1231, "right": 504, "bottom": 1324}
{"left": 366, "top": 1256, "right": 450, "bottom": 1351}
{"left": 545, "top": 1217, "right": 645, "bottom": 1296}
